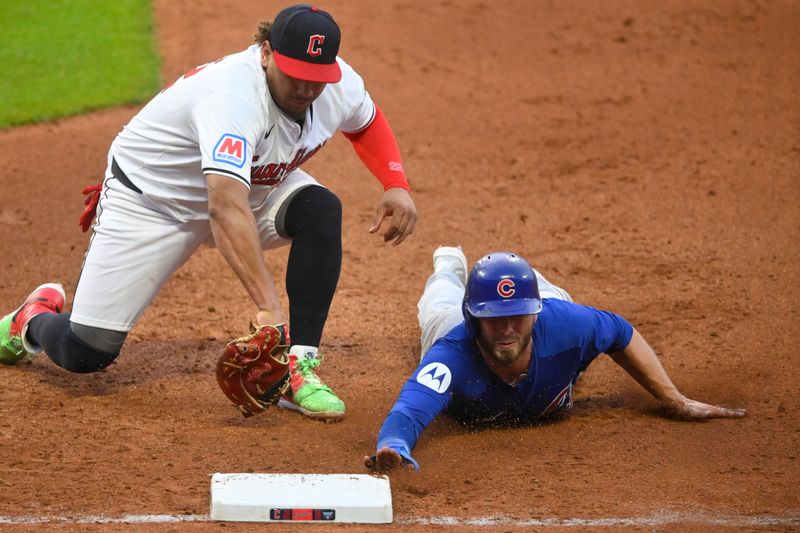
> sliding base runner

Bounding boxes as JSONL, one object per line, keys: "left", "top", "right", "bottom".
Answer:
{"left": 209, "top": 473, "right": 392, "bottom": 523}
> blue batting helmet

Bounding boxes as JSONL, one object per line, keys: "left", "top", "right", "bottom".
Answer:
{"left": 462, "top": 252, "right": 542, "bottom": 338}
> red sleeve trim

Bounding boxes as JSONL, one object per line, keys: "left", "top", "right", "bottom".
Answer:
{"left": 342, "top": 106, "right": 410, "bottom": 192}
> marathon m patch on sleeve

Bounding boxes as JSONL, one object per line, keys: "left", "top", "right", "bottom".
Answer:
{"left": 213, "top": 133, "right": 247, "bottom": 168}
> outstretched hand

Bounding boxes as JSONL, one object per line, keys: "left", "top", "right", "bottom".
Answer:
{"left": 369, "top": 188, "right": 417, "bottom": 246}
{"left": 662, "top": 396, "right": 747, "bottom": 421}
{"left": 364, "top": 447, "right": 414, "bottom": 473}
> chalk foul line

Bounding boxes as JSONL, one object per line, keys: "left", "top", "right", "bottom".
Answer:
{"left": 0, "top": 511, "right": 798, "bottom": 526}
{"left": 400, "top": 512, "right": 800, "bottom": 527}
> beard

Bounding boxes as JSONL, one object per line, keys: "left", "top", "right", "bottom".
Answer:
{"left": 477, "top": 332, "right": 532, "bottom": 366}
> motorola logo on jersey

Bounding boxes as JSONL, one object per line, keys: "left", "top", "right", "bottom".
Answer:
{"left": 416, "top": 362, "right": 452, "bottom": 394}
{"left": 497, "top": 279, "right": 516, "bottom": 298}
{"left": 307, "top": 35, "right": 325, "bottom": 57}
{"left": 213, "top": 133, "right": 247, "bottom": 168}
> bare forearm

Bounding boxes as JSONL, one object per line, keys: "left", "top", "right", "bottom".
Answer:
{"left": 211, "top": 214, "right": 280, "bottom": 309}
{"left": 208, "top": 183, "right": 282, "bottom": 320}
{"left": 609, "top": 329, "right": 746, "bottom": 420}
{"left": 609, "top": 329, "right": 682, "bottom": 404}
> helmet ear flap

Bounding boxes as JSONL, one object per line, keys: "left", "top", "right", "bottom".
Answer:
{"left": 462, "top": 297, "right": 479, "bottom": 339}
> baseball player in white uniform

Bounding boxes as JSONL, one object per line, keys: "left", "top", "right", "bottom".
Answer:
{"left": 0, "top": 4, "right": 417, "bottom": 422}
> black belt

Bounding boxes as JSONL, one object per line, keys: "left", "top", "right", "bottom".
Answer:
{"left": 111, "top": 157, "right": 142, "bottom": 194}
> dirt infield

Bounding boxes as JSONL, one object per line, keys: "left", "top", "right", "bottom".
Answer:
{"left": 0, "top": 0, "right": 798, "bottom": 531}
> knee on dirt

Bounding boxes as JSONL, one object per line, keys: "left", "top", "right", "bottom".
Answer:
{"left": 63, "top": 323, "right": 126, "bottom": 373}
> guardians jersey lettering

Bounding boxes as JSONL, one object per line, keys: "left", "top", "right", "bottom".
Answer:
{"left": 250, "top": 141, "right": 327, "bottom": 186}
{"left": 378, "top": 299, "right": 634, "bottom": 451}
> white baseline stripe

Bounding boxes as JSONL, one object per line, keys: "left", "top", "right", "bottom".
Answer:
{"left": 0, "top": 515, "right": 208, "bottom": 524}
{"left": 0, "top": 512, "right": 798, "bottom": 526}
{"left": 401, "top": 512, "right": 800, "bottom": 527}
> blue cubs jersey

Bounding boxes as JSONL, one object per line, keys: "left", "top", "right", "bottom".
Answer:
{"left": 377, "top": 298, "right": 634, "bottom": 453}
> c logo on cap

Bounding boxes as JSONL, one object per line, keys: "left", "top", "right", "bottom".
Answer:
{"left": 307, "top": 34, "right": 325, "bottom": 57}
{"left": 497, "top": 279, "right": 516, "bottom": 298}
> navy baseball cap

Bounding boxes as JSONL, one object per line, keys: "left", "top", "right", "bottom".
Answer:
{"left": 269, "top": 4, "right": 342, "bottom": 83}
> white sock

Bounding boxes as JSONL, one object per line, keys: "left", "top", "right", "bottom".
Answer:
{"left": 289, "top": 345, "right": 318, "bottom": 360}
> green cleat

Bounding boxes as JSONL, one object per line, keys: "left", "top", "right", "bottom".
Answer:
{"left": 278, "top": 355, "right": 345, "bottom": 421}
{"left": 0, "top": 283, "right": 66, "bottom": 366}
{"left": 0, "top": 313, "right": 26, "bottom": 365}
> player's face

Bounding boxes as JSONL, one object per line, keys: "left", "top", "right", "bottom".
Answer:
{"left": 262, "top": 43, "right": 327, "bottom": 120}
{"left": 476, "top": 314, "right": 536, "bottom": 365}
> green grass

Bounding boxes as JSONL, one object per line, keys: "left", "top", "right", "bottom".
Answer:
{"left": 0, "top": 0, "right": 160, "bottom": 128}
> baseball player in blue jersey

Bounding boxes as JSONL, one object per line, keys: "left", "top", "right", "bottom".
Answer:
{"left": 365, "top": 246, "right": 746, "bottom": 471}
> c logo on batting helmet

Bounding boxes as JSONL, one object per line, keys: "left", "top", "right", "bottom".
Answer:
{"left": 497, "top": 279, "right": 516, "bottom": 298}
{"left": 307, "top": 35, "right": 325, "bottom": 57}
